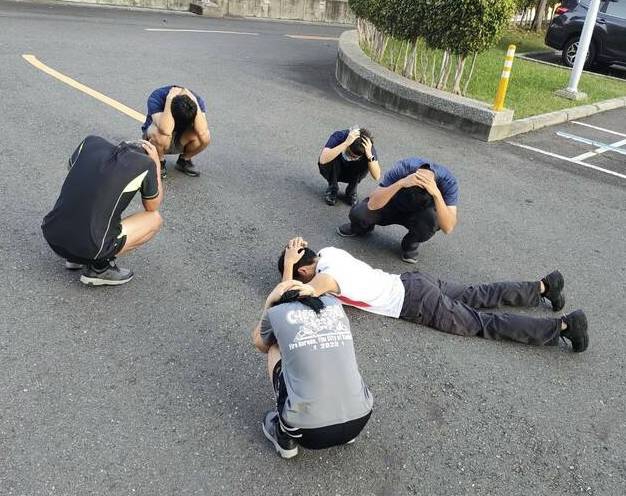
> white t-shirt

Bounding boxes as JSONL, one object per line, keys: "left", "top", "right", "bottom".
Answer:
{"left": 316, "top": 247, "right": 405, "bottom": 318}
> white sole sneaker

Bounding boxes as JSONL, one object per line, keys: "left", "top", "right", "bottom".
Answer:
{"left": 79, "top": 273, "right": 134, "bottom": 286}
{"left": 262, "top": 422, "right": 298, "bottom": 459}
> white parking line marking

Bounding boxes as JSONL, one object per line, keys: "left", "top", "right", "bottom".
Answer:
{"left": 144, "top": 28, "right": 259, "bottom": 35}
{"left": 507, "top": 141, "right": 626, "bottom": 179}
{"left": 571, "top": 121, "right": 626, "bottom": 138}
{"left": 556, "top": 131, "right": 626, "bottom": 158}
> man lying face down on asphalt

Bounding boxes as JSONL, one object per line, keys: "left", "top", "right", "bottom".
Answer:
{"left": 277, "top": 237, "right": 589, "bottom": 352}
{"left": 251, "top": 280, "right": 373, "bottom": 459}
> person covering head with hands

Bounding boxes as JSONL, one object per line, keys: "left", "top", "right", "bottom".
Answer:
{"left": 141, "top": 85, "right": 211, "bottom": 178}
{"left": 252, "top": 278, "right": 373, "bottom": 459}
{"left": 337, "top": 157, "right": 458, "bottom": 264}
{"left": 277, "top": 237, "right": 589, "bottom": 353}
{"left": 318, "top": 127, "right": 380, "bottom": 206}
{"left": 42, "top": 137, "right": 164, "bottom": 286}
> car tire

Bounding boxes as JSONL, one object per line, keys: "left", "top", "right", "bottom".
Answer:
{"left": 561, "top": 37, "right": 596, "bottom": 68}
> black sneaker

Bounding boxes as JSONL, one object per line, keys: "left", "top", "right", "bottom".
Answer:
{"left": 324, "top": 186, "right": 338, "bottom": 206}
{"left": 80, "top": 261, "right": 134, "bottom": 287}
{"left": 160, "top": 160, "right": 167, "bottom": 179}
{"left": 561, "top": 310, "right": 589, "bottom": 353}
{"left": 65, "top": 261, "right": 85, "bottom": 270}
{"left": 262, "top": 411, "right": 298, "bottom": 459}
{"left": 542, "top": 270, "right": 565, "bottom": 311}
{"left": 401, "top": 245, "right": 420, "bottom": 264}
{"left": 336, "top": 223, "right": 358, "bottom": 237}
{"left": 401, "top": 252, "right": 419, "bottom": 264}
{"left": 175, "top": 156, "right": 200, "bottom": 177}
{"left": 344, "top": 184, "right": 358, "bottom": 206}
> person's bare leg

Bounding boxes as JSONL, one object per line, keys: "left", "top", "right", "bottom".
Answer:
{"left": 179, "top": 129, "right": 211, "bottom": 161}
{"left": 267, "top": 344, "right": 282, "bottom": 382}
{"left": 117, "top": 210, "right": 163, "bottom": 255}
{"left": 144, "top": 124, "right": 171, "bottom": 161}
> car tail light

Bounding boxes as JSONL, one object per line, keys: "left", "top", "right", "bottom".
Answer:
{"left": 555, "top": 6, "right": 569, "bottom": 15}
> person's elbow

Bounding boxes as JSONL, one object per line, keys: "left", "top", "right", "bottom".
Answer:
{"left": 440, "top": 217, "right": 458, "bottom": 234}
{"left": 199, "top": 129, "right": 211, "bottom": 147}
{"left": 318, "top": 149, "right": 333, "bottom": 165}
{"left": 143, "top": 197, "right": 163, "bottom": 213}
{"left": 367, "top": 190, "right": 384, "bottom": 210}
{"left": 252, "top": 333, "right": 270, "bottom": 353}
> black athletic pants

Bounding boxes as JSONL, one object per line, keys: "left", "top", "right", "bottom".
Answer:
{"left": 318, "top": 157, "right": 369, "bottom": 193}
{"left": 273, "top": 361, "right": 372, "bottom": 449}
{"left": 399, "top": 272, "right": 560, "bottom": 346}
{"left": 348, "top": 198, "right": 438, "bottom": 254}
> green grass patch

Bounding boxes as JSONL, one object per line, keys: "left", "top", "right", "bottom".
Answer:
{"left": 361, "top": 28, "right": 626, "bottom": 119}
{"left": 496, "top": 27, "right": 550, "bottom": 54}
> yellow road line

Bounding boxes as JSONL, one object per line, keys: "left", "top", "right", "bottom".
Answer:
{"left": 22, "top": 54, "right": 145, "bottom": 123}
{"left": 145, "top": 28, "right": 259, "bottom": 36}
{"left": 285, "top": 34, "right": 339, "bottom": 41}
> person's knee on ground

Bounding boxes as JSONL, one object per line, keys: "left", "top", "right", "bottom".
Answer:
{"left": 338, "top": 199, "right": 379, "bottom": 237}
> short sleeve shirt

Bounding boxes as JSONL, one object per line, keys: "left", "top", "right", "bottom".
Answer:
{"left": 380, "top": 157, "right": 459, "bottom": 206}
{"left": 316, "top": 247, "right": 405, "bottom": 318}
{"left": 42, "top": 136, "right": 159, "bottom": 260}
{"left": 260, "top": 296, "right": 373, "bottom": 429}
{"left": 141, "top": 85, "right": 207, "bottom": 133}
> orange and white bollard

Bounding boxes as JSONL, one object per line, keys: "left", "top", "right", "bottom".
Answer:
{"left": 493, "top": 45, "right": 516, "bottom": 112}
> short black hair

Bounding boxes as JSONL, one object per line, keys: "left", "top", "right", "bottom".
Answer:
{"left": 171, "top": 95, "right": 198, "bottom": 134}
{"left": 349, "top": 128, "right": 373, "bottom": 157}
{"left": 277, "top": 247, "right": 317, "bottom": 281}
{"left": 273, "top": 289, "right": 325, "bottom": 314}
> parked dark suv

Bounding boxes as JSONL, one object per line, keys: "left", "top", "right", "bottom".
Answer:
{"left": 545, "top": 0, "right": 626, "bottom": 68}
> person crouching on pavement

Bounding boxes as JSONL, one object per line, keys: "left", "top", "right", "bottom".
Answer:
{"left": 337, "top": 157, "right": 458, "bottom": 264}
{"left": 42, "top": 137, "right": 163, "bottom": 286}
{"left": 252, "top": 280, "right": 373, "bottom": 459}
{"left": 318, "top": 126, "right": 380, "bottom": 206}
{"left": 141, "top": 85, "right": 211, "bottom": 178}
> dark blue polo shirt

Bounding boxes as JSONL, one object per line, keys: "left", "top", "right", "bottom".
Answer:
{"left": 325, "top": 130, "right": 378, "bottom": 161}
{"left": 141, "top": 85, "right": 207, "bottom": 134}
{"left": 380, "top": 157, "right": 459, "bottom": 206}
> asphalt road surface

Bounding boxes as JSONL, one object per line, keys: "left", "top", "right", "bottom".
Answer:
{"left": 0, "top": 2, "right": 624, "bottom": 495}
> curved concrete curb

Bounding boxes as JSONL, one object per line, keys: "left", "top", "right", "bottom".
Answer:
{"left": 336, "top": 30, "right": 513, "bottom": 141}
{"left": 336, "top": 30, "right": 626, "bottom": 141}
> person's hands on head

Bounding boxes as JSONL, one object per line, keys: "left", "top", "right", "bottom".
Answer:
{"left": 266, "top": 280, "right": 304, "bottom": 307}
{"left": 344, "top": 128, "right": 360, "bottom": 147}
{"left": 362, "top": 136, "right": 374, "bottom": 160}
{"left": 141, "top": 140, "right": 160, "bottom": 166}
{"left": 167, "top": 86, "right": 183, "bottom": 99}
{"left": 283, "top": 237, "right": 308, "bottom": 267}
{"left": 399, "top": 172, "right": 421, "bottom": 189}
{"left": 182, "top": 88, "right": 198, "bottom": 104}
{"left": 414, "top": 168, "right": 439, "bottom": 196}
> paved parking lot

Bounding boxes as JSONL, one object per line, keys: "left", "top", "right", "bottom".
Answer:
{"left": 0, "top": 2, "right": 624, "bottom": 495}
{"left": 507, "top": 111, "right": 626, "bottom": 179}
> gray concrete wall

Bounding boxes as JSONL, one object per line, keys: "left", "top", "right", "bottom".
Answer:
{"left": 220, "top": 0, "right": 353, "bottom": 23}
{"left": 57, "top": 0, "right": 354, "bottom": 21}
